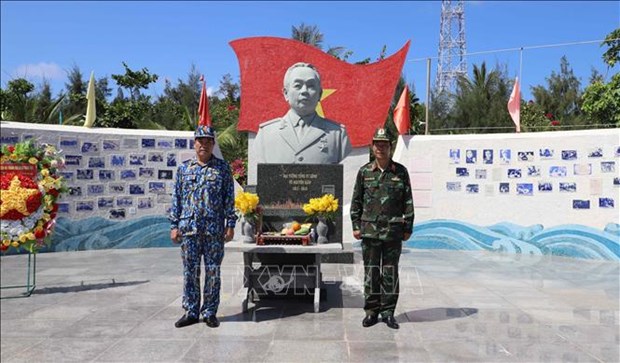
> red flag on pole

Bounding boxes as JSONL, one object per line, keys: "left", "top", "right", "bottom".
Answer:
{"left": 393, "top": 85, "right": 410, "bottom": 135}
{"left": 198, "top": 75, "right": 212, "bottom": 126}
{"left": 507, "top": 77, "right": 521, "bottom": 133}
{"left": 230, "top": 37, "right": 410, "bottom": 147}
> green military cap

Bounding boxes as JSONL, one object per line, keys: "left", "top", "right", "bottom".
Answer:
{"left": 372, "top": 127, "right": 391, "bottom": 142}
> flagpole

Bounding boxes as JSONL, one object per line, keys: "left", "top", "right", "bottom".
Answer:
{"left": 519, "top": 47, "right": 523, "bottom": 86}
{"left": 425, "top": 58, "right": 430, "bottom": 135}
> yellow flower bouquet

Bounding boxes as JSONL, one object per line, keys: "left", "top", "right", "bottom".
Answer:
{"left": 234, "top": 191, "right": 261, "bottom": 224}
{"left": 302, "top": 194, "right": 339, "bottom": 222}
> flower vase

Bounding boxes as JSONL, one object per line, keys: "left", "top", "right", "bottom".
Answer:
{"left": 242, "top": 220, "right": 256, "bottom": 243}
{"left": 316, "top": 217, "right": 329, "bottom": 244}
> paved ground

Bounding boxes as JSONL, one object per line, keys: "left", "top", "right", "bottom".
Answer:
{"left": 1, "top": 246, "right": 618, "bottom": 363}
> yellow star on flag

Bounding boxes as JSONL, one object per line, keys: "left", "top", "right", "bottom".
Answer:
{"left": 0, "top": 177, "right": 39, "bottom": 217}
{"left": 315, "top": 89, "right": 336, "bottom": 118}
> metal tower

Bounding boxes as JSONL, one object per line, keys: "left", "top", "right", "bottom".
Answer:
{"left": 436, "top": 0, "right": 467, "bottom": 94}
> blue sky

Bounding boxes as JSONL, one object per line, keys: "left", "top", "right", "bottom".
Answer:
{"left": 1, "top": 1, "right": 618, "bottom": 102}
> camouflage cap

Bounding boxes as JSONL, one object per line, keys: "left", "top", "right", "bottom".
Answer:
{"left": 372, "top": 127, "right": 391, "bottom": 142}
{"left": 194, "top": 125, "right": 215, "bottom": 139}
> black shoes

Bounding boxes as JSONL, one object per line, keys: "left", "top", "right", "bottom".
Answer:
{"left": 383, "top": 315, "right": 400, "bottom": 329}
{"left": 174, "top": 314, "right": 199, "bottom": 328}
{"left": 362, "top": 314, "right": 379, "bottom": 327}
{"left": 204, "top": 315, "right": 220, "bottom": 328}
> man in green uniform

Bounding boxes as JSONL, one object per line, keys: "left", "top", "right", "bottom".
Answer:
{"left": 350, "top": 127, "right": 414, "bottom": 329}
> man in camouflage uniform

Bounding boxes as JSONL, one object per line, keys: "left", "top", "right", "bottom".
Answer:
{"left": 350, "top": 127, "right": 414, "bottom": 329}
{"left": 170, "top": 125, "right": 236, "bottom": 328}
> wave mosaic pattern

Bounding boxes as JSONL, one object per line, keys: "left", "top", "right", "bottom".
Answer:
{"left": 35, "top": 216, "right": 620, "bottom": 261}
{"left": 406, "top": 219, "right": 620, "bottom": 261}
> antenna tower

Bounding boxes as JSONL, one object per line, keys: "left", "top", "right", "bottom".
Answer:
{"left": 436, "top": 0, "right": 467, "bottom": 94}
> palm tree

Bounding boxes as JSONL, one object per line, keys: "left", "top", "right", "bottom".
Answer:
{"left": 291, "top": 23, "right": 350, "bottom": 60}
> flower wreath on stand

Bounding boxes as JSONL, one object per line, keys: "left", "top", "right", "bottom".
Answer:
{"left": 0, "top": 140, "right": 68, "bottom": 253}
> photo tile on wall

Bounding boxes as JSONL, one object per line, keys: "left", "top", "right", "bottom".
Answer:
{"left": 158, "top": 170, "right": 173, "bottom": 180}
{"left": 601, "top": 161, "right": 616, "bottom": 173}
{"left": 81, "top": 141, "right": 99, "bottom": 153}
{"left": 599, "top": 197, "right": 614, "bottom": 208}
{"left": 129, "top": 184, "right": 145, "bottom": 195}
{"left": 99, "top": 170, "right": 115, "bottom": 181}
{"left": 120, "top": 169, "right": 137, "bottom": 180}
{"left": 527, "top": 166, "right": 540, "bottom": 177}
{"left": 549, "top": 166, "right": 567, "bottom": 177}
{"left": 499, "top": 149, "right": 511, "bottom": 164}
{"left": 475, "top": 169, "right": 487, "bottom": 179}
{"left": 499, "top": 182, "right": 510, "bottom": 194}
{"left": 117, "top": 196, "right": 133, "bottom": 207}
{"left": 174, "top": 139, "right": 188, "bottom": 149}
{"left": 60, "top": 137, "right": 79, "bottom": 149}
{"left": 166, "top": 153, "right": 177, "bottom": 167}
{"left": 98, "top": 197, "right": 114, "bottom": 208}
{"left": 59, "top": 171, "right": 74, "bottom": 182}
{"left": 539, "top": 148, "right": 554, "bottom": 159}
{"left": 109, "top": 208, "right": 126, "bottom": 220}
{"left": 68, "top": 186, "right": 82, "bottom": 197}
{"left": 559, "top": 182, "right": 577, "bottom": 192}
{"left": 614, "top": 177, "right": 620, "bottom": 186}
{"left": 449, "top": 149, "right": 460, "bottom": 164}
{"left": 587, "top": 147, "right": 603, "bottom": 158}
{"left": 129, "top": 154, "right": 146, "bottom": 166}
{"left": 456, "top": 167, "right": 469, "bottom": 177}
{"left": 76, "top": 200, "right": 95, "bottom": 212}
{"left": 538, "top": 182, "right": 553, "bottom": 192}
{"left": 109, "top": 183, "right": 125, "bottom": 193}
{"left": 148, "top": 152, "right": 164, "bottom": 163}
{"left": 572, "top": 199, "right": 590, "bottom": 209}
{"left": 517, "top": 151, "right": 534, "bottom": 162}
{"left": 465, "top": 150, "right": 477, "bottom": 164}
{"left": 123, "top": 138, "right": 138, "bottom": 149}
{"left": 573, "top": 164, "right": 592, "bottom": 176}
{"left": 615, "top": 146, "right": 620, "bottom": 157}
{"left": 157, "top": 139, "right": 173, "bottom": 149}
{"left": 482, "top": 149, "right": 493, "bottom": 164}
{"left": 87, "top": 184, "right": 105, "bottom": 195}
{"left": 76, "top": 169, "right": 94, "bottom": 180}
{"left": 507, "top": 168, "right": 522, "bottom": 178}
{"left": 110, "top": 155, "right": 126, "bottom": 167}
{"left": 1, "top": 136, "right": 20, "bottom": 144}
{"left": 141, "top": 138, "right": 156, "bottom": 148}
{"left": 57, "top": 203, "right": 71, "bottom": 213}
{"left": 102, "top": 139, "right": 120, "bottom": 151}
{"left": 465, "top": 184, "right": 479, "bottom": 193}
{"left": 148, "top": 182, "right": 166, "bottom": 194}
{"left": 65, "top": 155, "right": 82, "bottom": 166}
{"left": 561, "top": 150, "right": 578, "bottom": 160}
{"left": 446, "top": 182, "right": 461, "bottom": 192}
{"left": 138, "top": 197, "right": 154, "bottom": 209}
{"left": 139, "top": 167, "right": 155, "bottom": 178}
{"left": 516, "top": 183, "right": 534, "bottom": 196}
{"left": 88, "top": 156, "right": 106, "bottom": 168}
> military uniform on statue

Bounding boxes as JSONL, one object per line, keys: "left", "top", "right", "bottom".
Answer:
{"left": 253, "top": 62, "right": 352, "bottom": 271}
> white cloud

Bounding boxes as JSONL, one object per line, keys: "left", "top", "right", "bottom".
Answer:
{"left": 13, "top": 62, "right": 66, "bottom": 80}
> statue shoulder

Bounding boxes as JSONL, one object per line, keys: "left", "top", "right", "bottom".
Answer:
{"left": 258, "top": 117, "right": 283, "bottom": 130}
{"left": 316, "top": 115, "right": 347, "bottom": 131}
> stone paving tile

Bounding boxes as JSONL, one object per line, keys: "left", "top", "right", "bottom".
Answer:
{"left": 1, "top": 247, "right": 618, "bottom": 362}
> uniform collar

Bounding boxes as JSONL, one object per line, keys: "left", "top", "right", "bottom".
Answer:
{"left": 370, "top": 159, "right": 395, "bottom": 172}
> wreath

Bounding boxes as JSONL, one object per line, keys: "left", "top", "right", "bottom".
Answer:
{"left": 0, "top": 140, "right": 67, "bottom": 253}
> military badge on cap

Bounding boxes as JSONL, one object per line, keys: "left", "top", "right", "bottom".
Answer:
{"left": 372, "top": 128, "right": 391, "bottom": 142}
{"left": 194, "top": 125, "right": 215, "bottom": 139}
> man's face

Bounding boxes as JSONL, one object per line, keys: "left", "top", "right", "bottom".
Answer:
{"left": 194, "top": 137, "right": 214, "bottom": 160}
{"left": 372, "top": 141, "right": 391, "bottom": 161}
{"left": 283, "top": 67, "right": 322, "bottom": 117}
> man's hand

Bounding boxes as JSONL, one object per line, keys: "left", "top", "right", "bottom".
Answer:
{"left": 353, "top": 230, "right": 361, "bottom": 240}
{"left": 224, "top": 227, "right": 234, "bottom": 242}
{"left": 170, "top": 228, "right": 181, "bottom": 244}
{"left": 403, "top": 232, "right": 411, "bottom": 241}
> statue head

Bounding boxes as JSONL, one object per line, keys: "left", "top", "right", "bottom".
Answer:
{"left": 282, "top": 62, "right": 323, "bottom": 117}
